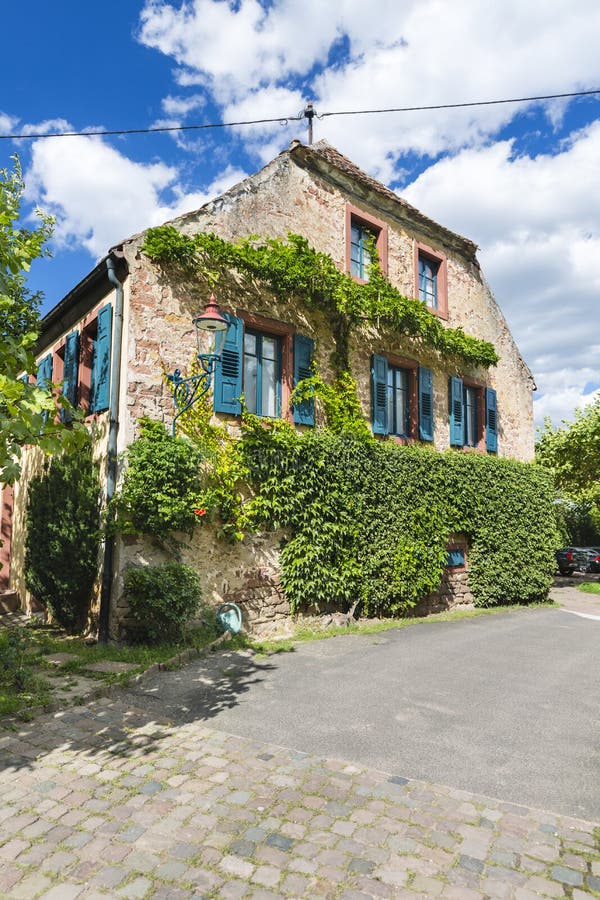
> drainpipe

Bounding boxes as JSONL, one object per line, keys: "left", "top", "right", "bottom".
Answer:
{"left": 98, "top": 255, "right": 124, "bottom": 642}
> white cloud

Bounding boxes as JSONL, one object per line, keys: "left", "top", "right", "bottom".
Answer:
{"left": 402, "top": 121, "right": 600, "bottom": 426}
{"left": 0, "top": 111, "right": 19, "bottom": 136}
{"left": 161, "top": 93, "right": 206, "bottom": 117}
{"left": 26, "top": 135, "right": 179, "bottom": 256}
{"left": 24, "top": 132, "right": 249, "bottom": 258}
{"left": 138, "top": 0, "right": 600, "bottom": 172}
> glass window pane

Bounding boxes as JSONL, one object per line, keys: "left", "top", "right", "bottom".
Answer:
{"left": 262, "top": 336, "right": 277, "bottom": 361}
{"left": 243, "top": 353, "right": 258, "bottom": 413}
{"left": 261, "top": 357, "right": 277, "bottom": 417}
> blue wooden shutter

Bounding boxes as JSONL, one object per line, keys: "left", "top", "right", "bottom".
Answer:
{"left": 293, "top": 334, "right": 314, "bottom": 426}
{"left": 91, "top": 304, "right": 112, "bottom": 413}
{"left": 371, "top": 353, "right": 388, "bottom": 435}
{"left": 418, "top": 366, "right": 434, "bottom": 441}
{"left": 61, "top": 330, "right": 80, "bottom": 422}
{"left": 214, "top": 313, "right": 243, "bottom": 415}
{"left": 36, "top": 353, "right": 53, "bottom": 390}
{"left": 486, "top": 387, "right": 498, "bottom": 453}
{"left": 449, "top": 376, "right": 464, "bottom": 446}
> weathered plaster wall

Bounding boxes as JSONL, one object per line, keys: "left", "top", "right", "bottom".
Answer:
{"left": 116, "top": 529, "right": 291, "bottom": 638}
{"left": 121, "top": 145, "right": 534, "bottom": 460}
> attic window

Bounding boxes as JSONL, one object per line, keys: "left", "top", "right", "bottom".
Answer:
{"left": 414, "top": 241, "right": 448, "bottom": 319}
{"left": 346, "top": 204, "right": 387, "bottom": 281}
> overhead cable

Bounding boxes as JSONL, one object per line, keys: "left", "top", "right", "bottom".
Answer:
{"left": 1, "top": 88, "right": 598, "bottom": 141}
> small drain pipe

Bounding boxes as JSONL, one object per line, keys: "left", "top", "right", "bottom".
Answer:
{"left": 98, "top": 255, "right": 124, "bottom": 642}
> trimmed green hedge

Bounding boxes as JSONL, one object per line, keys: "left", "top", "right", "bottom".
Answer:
{"left": 239, "top": 423, "right": 557, "bottom": 615}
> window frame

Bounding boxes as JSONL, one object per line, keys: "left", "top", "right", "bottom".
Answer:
{"left": 346, "top": 204, "right": 388, "bottom": 282}
{"left": 449, "top": 375, "right": 486, "bottom": 451}
{"left": 386, "top": 354, "right": 418, "bottom": 442}
{"left": 414, "top": 241, "right": 448, "bottom": 319}
{"left": 236, "top": 310, "right": 295, "bottom": 423}
{"left": 243, "top": 328, "right": 283, "bottom": 419}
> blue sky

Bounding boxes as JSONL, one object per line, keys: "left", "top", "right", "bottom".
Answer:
{"left": 2, "top": 0, "right": 599, "bottom": 428}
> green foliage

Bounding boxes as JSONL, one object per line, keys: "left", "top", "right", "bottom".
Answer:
{"left": 291, "top": 370, "right": 371, "bottom": 439}
{"left": 25, "top": 445, "right": 102, "bottom": 633}
{"left": 553, "top": 496, "right": 600, "bottom": 546}
{"left": 0, "top": 628, "right": 32, "bottom": 690}
{"left": 122, "top": 561, "right": 203, "bottom": 643}
{"left": 163, "top": 369, "right": 248, "bottom": 539}
{"left": 0, "top": 156, "right": 89, "bottom": 483}
{"left": 112, "top": 418, "right": 205, "bottom": 541}
{"left": 238, "top": 425, "right": 557, "bottom": 615}
{"left": 536, "top": 400, "right": 600, "bottom": 518}
{"left": 142, "top": 227, "right": 498, "bottom": 370}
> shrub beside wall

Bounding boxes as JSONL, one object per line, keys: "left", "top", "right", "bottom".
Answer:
{"left": 114, "top": 417, "right": 558, "bottom": 619}
{"left": 25, "top": 445, "right": 102, "bottom": 633}
{"left": 239, "top": 420, "right": 558, "bottom": 615}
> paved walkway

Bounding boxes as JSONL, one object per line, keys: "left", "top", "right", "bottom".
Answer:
{"left": 1, "top": 693, "right": 599, "bottom": 899}
{"left": 550, "top": 575, "right": 600, "bottom": 619}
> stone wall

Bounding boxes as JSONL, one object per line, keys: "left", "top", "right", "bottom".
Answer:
{"left": 115, "top": 528, "right": 293, "bottom": 638}
{"left": 120, "top": 141, "right": 534, "bottom": 461}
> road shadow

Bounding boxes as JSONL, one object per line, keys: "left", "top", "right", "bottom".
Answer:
{"left": 0, "top": 647, "right": 282, "bottom": 775}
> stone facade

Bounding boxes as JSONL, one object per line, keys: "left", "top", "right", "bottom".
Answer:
{"left": 7, "top": 140, "right": 534, "bottom": 632}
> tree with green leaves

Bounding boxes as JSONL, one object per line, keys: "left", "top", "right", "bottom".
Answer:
{"left": 536, "top": 399, "right": 600, "bottom": 541}
{"left": 0, "top": 157, "right": 88, "bottom": 484}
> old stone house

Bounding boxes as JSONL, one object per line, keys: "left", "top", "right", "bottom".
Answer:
{"left": 1, "top": 139, "right": 535, "bottom": 633}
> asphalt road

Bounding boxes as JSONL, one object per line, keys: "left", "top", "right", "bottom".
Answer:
{"left": 128, "top": 607, "right": 600, "bottom": 821}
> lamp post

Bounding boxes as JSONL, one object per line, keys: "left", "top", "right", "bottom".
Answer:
{"left": 167, "top": 295, "right": 229, "bottom": 435}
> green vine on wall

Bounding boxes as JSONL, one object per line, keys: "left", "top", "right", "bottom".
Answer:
{"left": 142, "top": 227, "right": 499, "bottom": 370}
{"left": 113, "top": 411, "right": 558, "bottom": 616}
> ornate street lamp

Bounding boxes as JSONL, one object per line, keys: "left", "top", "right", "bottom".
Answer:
{"left": 167, "top": 295, "right": 229, "bottom": 435}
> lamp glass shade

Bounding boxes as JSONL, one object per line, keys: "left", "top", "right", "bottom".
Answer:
{"left": 193, "top": 295, "right": 229, "bottom": 332}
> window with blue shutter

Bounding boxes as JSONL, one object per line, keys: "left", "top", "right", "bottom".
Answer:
{"left": 371, "top": 353, "right": 388, "bottom": 435}
{"left": 61, "top": 330, "right": 80, "bottom": 422}
{"left": 293, "top": 334, "right": 314, "bottom": 426}
{"left": 91, "top": 304, "right": 112, "bottom": 413}
{"left": 449, "top": 376, "right": 464, "bottom": 446}
{"left": 213, "top": 313, "right": 243, "bottom": 415}
{"left": 486, "top": 387, "right": 498, "bottom": 453}
{"left": 36, "top": 353, "right": 53, "bottom": 425}
{"left": 418, "top": 366, "right": 434, "bottom": 441}
{"left": 36, "top": 354, "right": 53, "bottom": 391}
{"left": 447, "top": 548, "right": 465, "bottom": 567}
{"left": 418, "top": 254, "right": 439, "bottom": 308}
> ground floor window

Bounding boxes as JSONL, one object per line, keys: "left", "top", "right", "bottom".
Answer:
{"left": 243, "top": 330, "right": 281, "bottom": 418}
{"left": 387, "top": 366, "right": 410, "bottom": 437}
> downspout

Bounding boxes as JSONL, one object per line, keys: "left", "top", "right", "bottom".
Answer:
{"left": 98, "top": 255, "right": 124, "bottom": 642}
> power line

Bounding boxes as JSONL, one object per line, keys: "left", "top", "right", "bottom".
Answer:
{"left": 1, "top": 88, "right": 599, "bottom": 141}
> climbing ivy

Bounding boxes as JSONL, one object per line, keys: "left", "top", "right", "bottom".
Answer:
{"left": 142, "top": 227, "right": 499, "bottom": 370}
{"left": 115, "top": 229, "right": 556, "bottom": 618}
{"left": 237, "top": 421, "right": 558, "bottom": 614}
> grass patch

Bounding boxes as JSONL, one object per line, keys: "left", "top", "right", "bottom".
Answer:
{"left": 578, "top": 582, "right": 600, "bottom": 594}
{"left": 0, "top": 621, "right": 222, "bottom": 720}
{"left": 244, "top": 601, "right": 556, "bottom": 656}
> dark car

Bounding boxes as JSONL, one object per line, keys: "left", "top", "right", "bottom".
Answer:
{"left": 575, "top": 547, "right": 600, "bottom": 573}
{"left": 555, "top": 547, "right": 580, "bottom": 575}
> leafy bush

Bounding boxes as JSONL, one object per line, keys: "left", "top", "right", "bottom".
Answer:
{"left": 123, "top": 561, "right": 203, "bottom": 643}
{"left": 0, "top": 628, "right": 32, "bottom": 690}
{"left": 25, "top": 445, "right": 101, "bottom": 633}
{"left": 239, "top": 421, "right": 558, "bottom": 615}
{"left": 112, "top": 418, "right": 204, "bottom": 540}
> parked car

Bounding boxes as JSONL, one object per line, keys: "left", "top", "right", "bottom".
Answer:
{"left": 555, "top": 547, "right": 580, "bottom": 575}
{"left": 575, "top": 547, "right": 600, "bottom": 573}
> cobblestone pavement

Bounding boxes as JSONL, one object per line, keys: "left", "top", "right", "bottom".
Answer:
{"left": 0, "top": 695, "right": 599, "bottom": 899}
